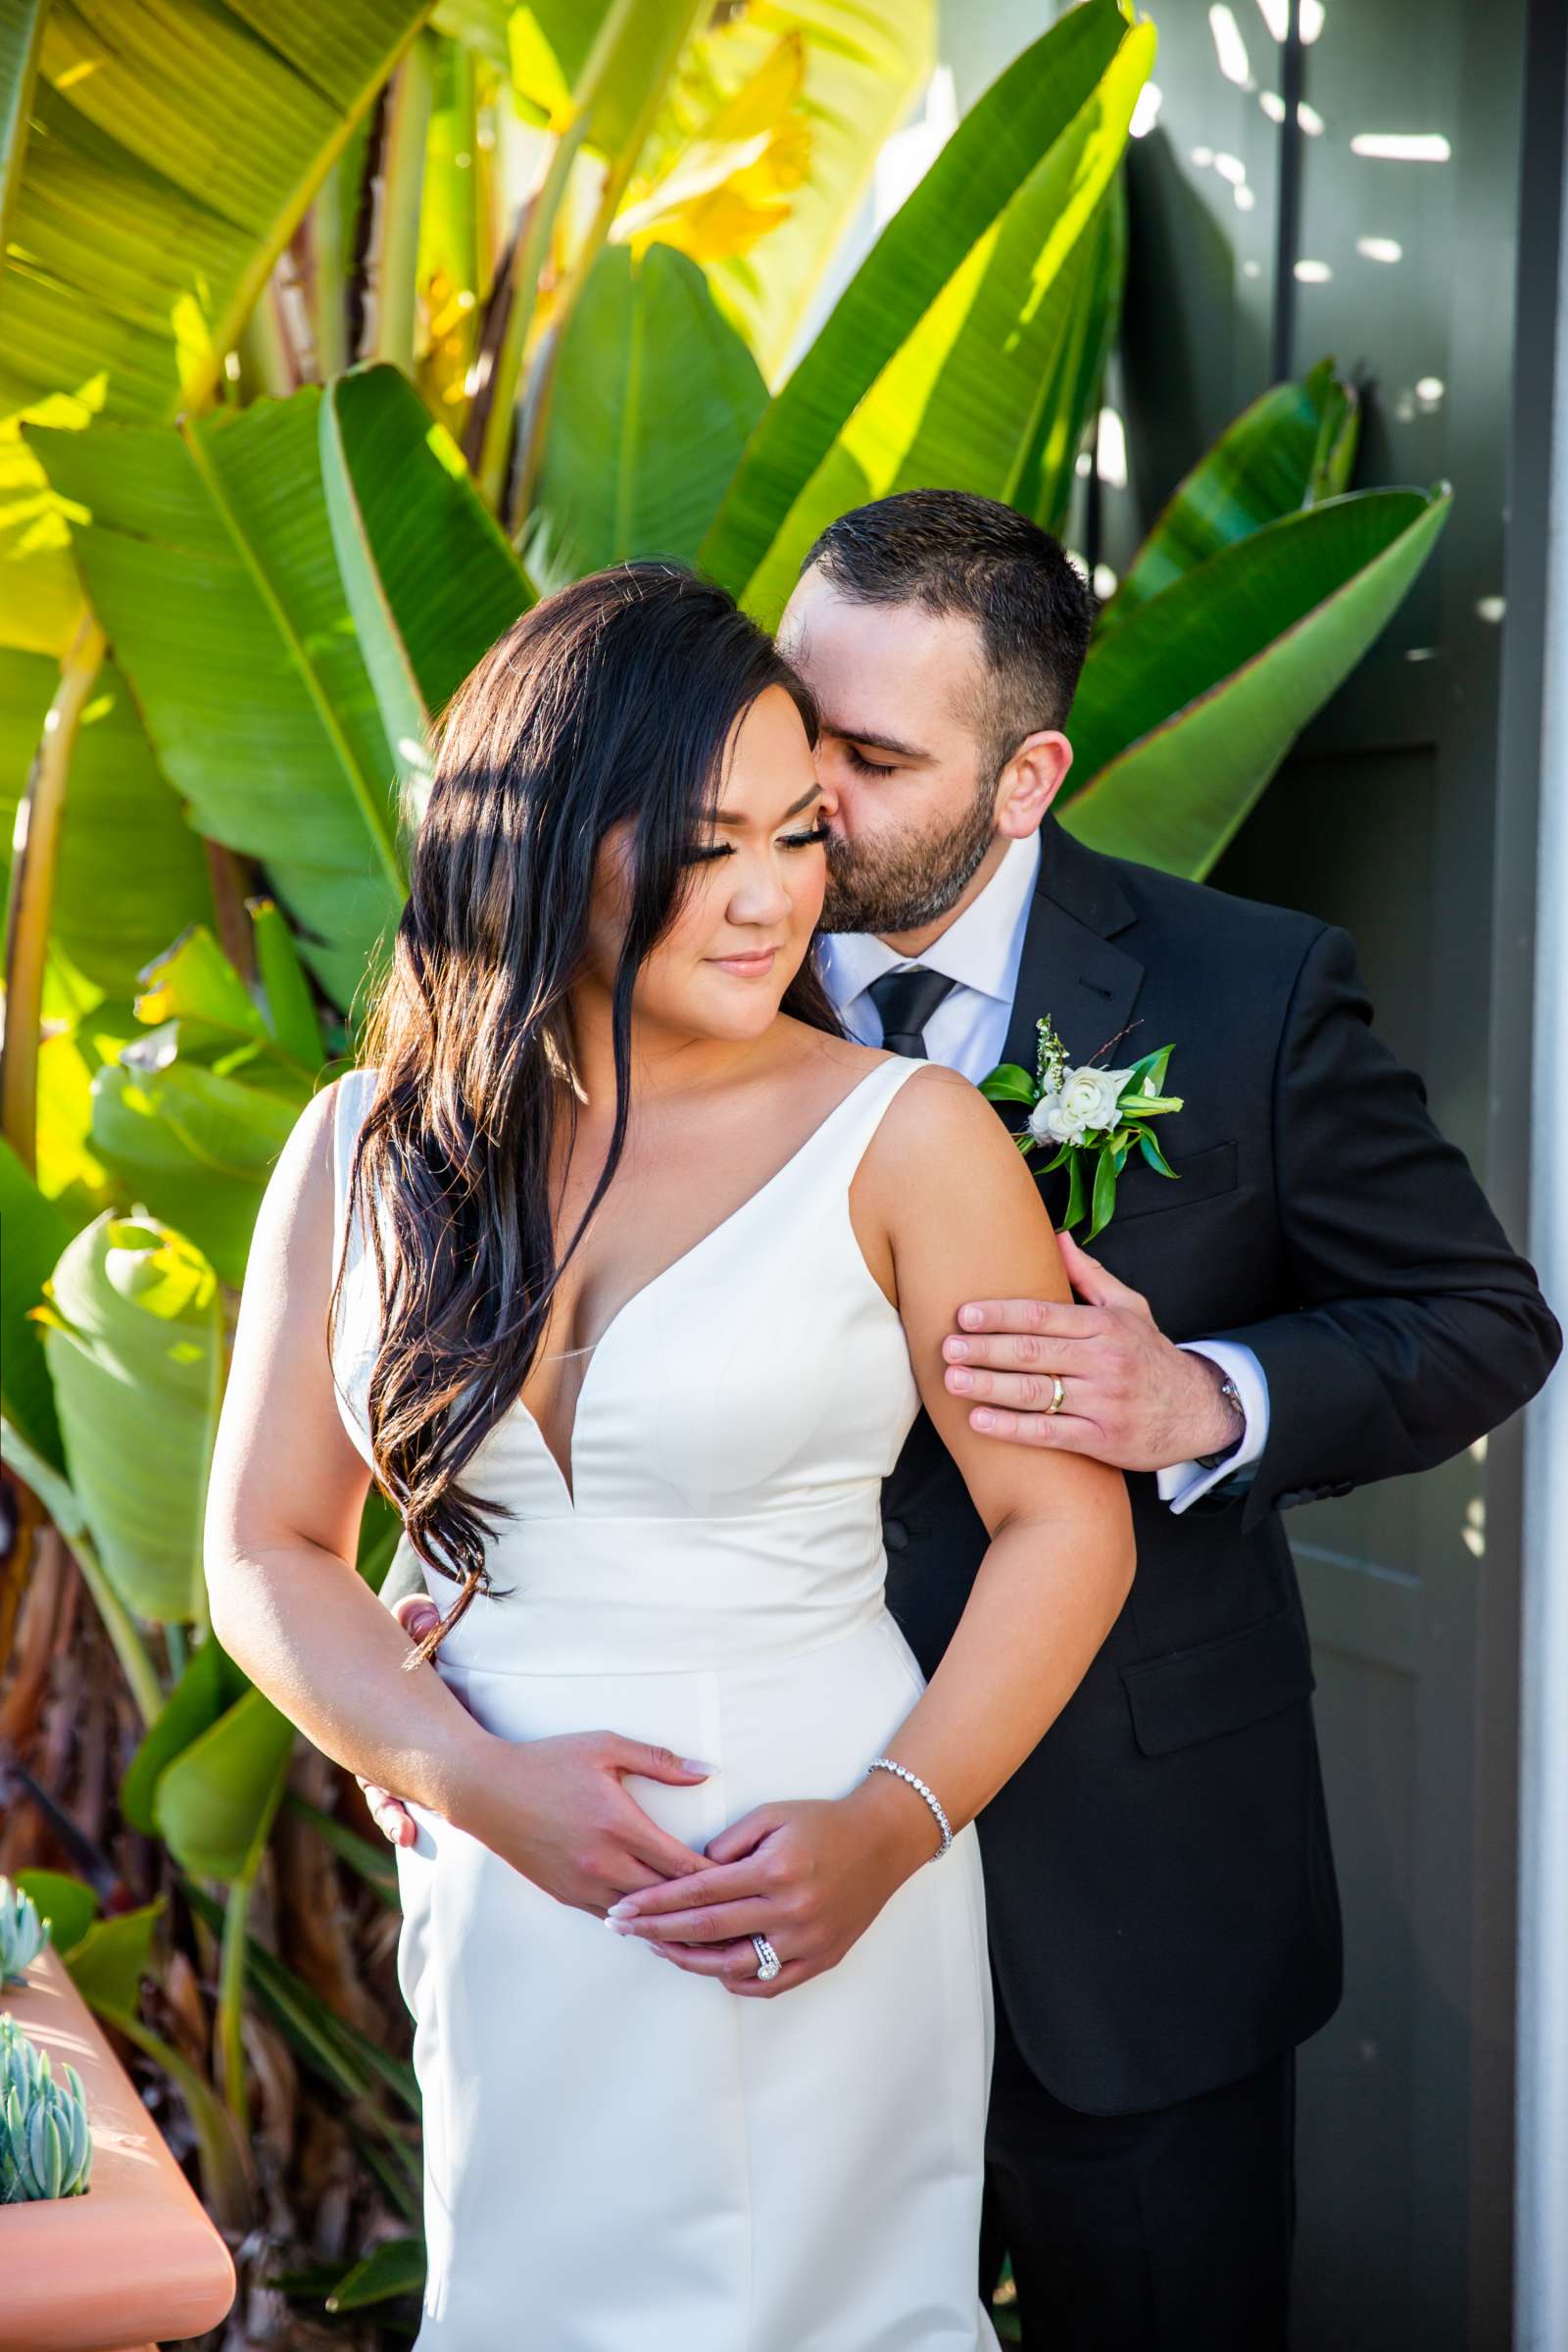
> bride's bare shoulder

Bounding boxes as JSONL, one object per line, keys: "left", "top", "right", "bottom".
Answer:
{"left": 861, "top": 1057, "right": 1041, "bottom": 1212}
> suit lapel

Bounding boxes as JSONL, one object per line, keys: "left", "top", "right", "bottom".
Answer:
{"left": 993, "top": 818, "right": 1146, "bottom": 1221}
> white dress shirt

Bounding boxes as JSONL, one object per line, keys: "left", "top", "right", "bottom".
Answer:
{"left": 815, "top": 828, "right": 1269, "bottom": 1513}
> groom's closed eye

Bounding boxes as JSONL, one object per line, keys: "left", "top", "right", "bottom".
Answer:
{"left": 819, "top": 716, "right": 934, "bottom": 773}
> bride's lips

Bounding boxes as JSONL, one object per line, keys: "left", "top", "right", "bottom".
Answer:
{"left": 709, "top": 947, "right": 780, "bottom": 977}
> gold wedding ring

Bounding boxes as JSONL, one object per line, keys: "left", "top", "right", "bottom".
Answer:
{"left": 1046, "top": 1375, "right": 1067, "bottom": 1415}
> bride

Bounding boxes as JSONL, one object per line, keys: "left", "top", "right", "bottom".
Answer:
{"left": 204, "top": 560, "right": 1134, "bottom": 2349}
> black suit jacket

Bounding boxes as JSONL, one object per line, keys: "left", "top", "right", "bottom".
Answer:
{"left": 878, "top": 814, "right": 1561, "bottom": 2114}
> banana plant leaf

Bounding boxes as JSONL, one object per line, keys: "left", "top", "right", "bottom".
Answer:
{"left": 318, "top": 361, "right": 533, "bottom": 793}
{"left": 251, "top": 901, "right": 327, "bottom": 1068}
{"left": 0, "top": 0, "right": 433, "bottom": 657}
{"left": 122, "top": 1632, "right": 250, "bottom": 1838}
{"left": 620, "top": 0, "right": 935, "bottom": 381}
{"left": 25, "top": 392, "right": 410, "bottom": 1010}
{"left": 56, "top": 1900, "right": 164, "bottom": 2018}
{"left": 0, "top": 1133, "right": 71, "bottom": 1468}
{"left": 698, "top": 0, "right": 1137, "bottom": 598}
{"left": 414, "top": 32, "right": 483, "bottom": 421}
{"left": 1015, "top": 176, "right": 1127, "bottom": 538}
{"left": 1102, "top": 357, "right": 1359, "bottom": 628}
{"left": 0, "top": 0, "right": 431, "bottom": 425}
{"left": 154, "top": 1688, "right": 297, "bottom": 1884}
{"left": 88, "top": 1032, "right": 316, "bottom": 1290}
{"left": 1060, "top": 486, "right": 1452, "bottom": 877}
{"left": 738, "top": 18, "right": 1152, "bottom": 625}
{"left": 0, "top": 649, "right": 214, "bottom": 1005}
{"left": 29, "top": 1212, "right": 224, "bottom": 1623}
{"left": 10, "top": 1870, "right": 98, "bottom": 1957}
{"left": 523, "top": 243, "right": 767, "bottom": 594}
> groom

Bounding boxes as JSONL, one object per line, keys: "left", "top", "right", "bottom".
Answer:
{"left": 365, "top": 492, "right": 1560, "bottom": 2347}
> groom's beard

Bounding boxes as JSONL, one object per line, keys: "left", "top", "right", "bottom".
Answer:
{"left": 818, "top": 776, "right": 999, "bottom": 936}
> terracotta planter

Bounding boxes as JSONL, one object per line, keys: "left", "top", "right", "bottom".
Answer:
{"left": 0, "top": 1944, "right": 236, "bottom": 2352}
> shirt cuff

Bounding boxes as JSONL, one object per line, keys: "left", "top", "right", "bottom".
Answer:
{"left": 1154, "top": 1341, "right": 1271, "bottom": 1515}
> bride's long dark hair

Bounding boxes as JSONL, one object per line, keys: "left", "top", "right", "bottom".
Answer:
{"left": 329, "top": 562, "right": 839, "bottom": 1670}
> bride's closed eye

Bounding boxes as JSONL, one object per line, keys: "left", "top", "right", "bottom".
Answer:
{"left": 685, "top": 819, "right": 831, "bottom": 864}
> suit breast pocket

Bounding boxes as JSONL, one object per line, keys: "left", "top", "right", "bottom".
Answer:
{"left": 1120, "top": 1604, "right": 1315, "bottom": 1757}
{"left": 1104, "top": 1137, "right": 1239, "bottom": 1225}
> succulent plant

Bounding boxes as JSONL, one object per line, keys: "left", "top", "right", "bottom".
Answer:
{"left": 0, "top": 1878, "right": 52, "bottom": 1988}
{"left": 0, "top": 2011, "right": 50, "bottom": 2107}
{"left": 0, "top": 2022, "right": 92, "bottom": 2201}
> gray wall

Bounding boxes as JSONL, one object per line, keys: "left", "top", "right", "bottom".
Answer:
{"left": 1091, "top": 2, "right": 1544, "bottom": 2343}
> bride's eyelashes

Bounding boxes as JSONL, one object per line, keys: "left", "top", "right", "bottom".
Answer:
{"left": 684, "top": 818, "right": 832, "bottom": 864}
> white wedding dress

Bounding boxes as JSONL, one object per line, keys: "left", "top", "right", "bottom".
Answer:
{"left": 328, "top": 1055, "right": 1001, "bottom": 2351}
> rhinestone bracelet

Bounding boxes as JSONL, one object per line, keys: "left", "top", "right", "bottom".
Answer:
{"left": 866, "top": 1756, "right": 953, "bottom": 1860}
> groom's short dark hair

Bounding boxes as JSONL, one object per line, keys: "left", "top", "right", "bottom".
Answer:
{"left": 801, "top": 489, "right": 1093, "bottom": 778}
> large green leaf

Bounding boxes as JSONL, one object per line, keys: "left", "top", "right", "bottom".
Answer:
{"left": 318, "top": 361, "right": 533, "bottom": 792}
{"left": 31, "top": 1211, "right": 223, "bottom": 1622}
{"left": 154, "top": 1687, "right": 297, "bottom": 1883}
{"left": 1016, "top": 177, "right": 1127, "bottom": 538}
{"left": 58, "top": 1900, "right": 163, "bottom": 2017}
{"left": 1060, "top": 487, "right": 1452, "bottom": 878}
{"left": 25, "top": 391, "right": 409, "bottom": 1009}
{"left": 523, "top": 243, "right": 767, "bottom": 594}
{"left": 122, "top": 1632, "right": 250, "bottom": 1837}
{"left": 737, "top": 19, "right": 1152, "bottom": 624}
{"left": 11, "top": 1870, "right": 99, "bottom": 1956}
{"left": 0, "top": 1131, "right": 71, "bottom": 1468}
{"left": 629, "top": 0, "right": 936, "bottom": 382}
{"left": 0, "top": 0, "right": 431, "bottom": 427}
{"left": 0, "top": 650, "right": 214, "bottom": 1004}
{"left": 473, "top": 0, "right": 708, "bottom": 514}
{"left": 91, "top": 1054, "right": 308, "bottom": 1289}
{"left": 0, "top": 0, "right": 432, "bottom": 657}
{"left": 698, "top": 0, "right": 1136, "bottom": 596}
{"left": 1102, "top": 357, "right": 1359, "bottom": 628}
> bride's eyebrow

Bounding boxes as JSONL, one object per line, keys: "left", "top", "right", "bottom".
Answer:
{"left": 711, "top": 786, "right": 823, "bottom": 829}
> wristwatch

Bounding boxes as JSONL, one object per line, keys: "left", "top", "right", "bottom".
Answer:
{"left": 1194, "top": 1375, "right": 1245, "bottom": 1471}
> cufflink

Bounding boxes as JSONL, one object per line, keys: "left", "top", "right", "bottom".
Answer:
{"left": 1194, "top": 1375, "right": 1246, "bottom": 1471}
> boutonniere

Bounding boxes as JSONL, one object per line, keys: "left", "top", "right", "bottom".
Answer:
{"left": 980, "top": 1015, "right": 1184, "bottom": 1242}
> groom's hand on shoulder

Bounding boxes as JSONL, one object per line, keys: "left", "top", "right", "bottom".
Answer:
{"left": 942, "top": 1228, "right": 1245, "bottom": 1474}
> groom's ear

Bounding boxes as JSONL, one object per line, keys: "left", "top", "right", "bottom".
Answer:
{"left": 998, "top": 729, "right": 1073, "bottom": 837}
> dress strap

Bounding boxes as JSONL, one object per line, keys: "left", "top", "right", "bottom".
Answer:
{"left": 327, "top": 1066, "right": 382, "bottom": 1371}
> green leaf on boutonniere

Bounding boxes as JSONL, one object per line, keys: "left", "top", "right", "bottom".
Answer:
{"left": 1064, "top": 1151, "right": 1088, "bottom": 1228}
{"left": 1126, "top": 1044, "right": 1174, "bottom": 1095}
{"left": 1139, "top": 1129, "right": 1180, "bottom": 1178}
{"left": 980, "top": 1064, "right": 1039, "bottom": 1104}
{"left": 1088, "top": 1147, "right": 1118, "bottom": 1239}
{"left": 1122, "top": 1092, "right": 1184, "bottom": 1118}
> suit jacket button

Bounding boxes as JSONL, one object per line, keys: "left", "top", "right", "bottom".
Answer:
{"left": 883, "top": 1518, "right": 909, "bottom": 1552}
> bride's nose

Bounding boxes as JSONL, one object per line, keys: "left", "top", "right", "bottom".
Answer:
{"left": 725, "top": 860, "right": 794, "bottom": 928}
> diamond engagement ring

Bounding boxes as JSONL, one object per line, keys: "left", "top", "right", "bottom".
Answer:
{"left": 751, "top": 1935, "right": 781, "bottom": 1981}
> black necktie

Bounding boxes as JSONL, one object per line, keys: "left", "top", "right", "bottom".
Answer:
{"left": 865, "top": 966, "right": 957, "bottom": 1059}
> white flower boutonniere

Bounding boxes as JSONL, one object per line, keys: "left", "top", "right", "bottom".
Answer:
{"left": 980, "top": 1015, "right": 1185, "bottom": 1242}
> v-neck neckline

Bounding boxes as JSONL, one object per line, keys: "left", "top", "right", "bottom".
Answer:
{"left": 515, "top": 1056, "right": 900, "bottom": 1510}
